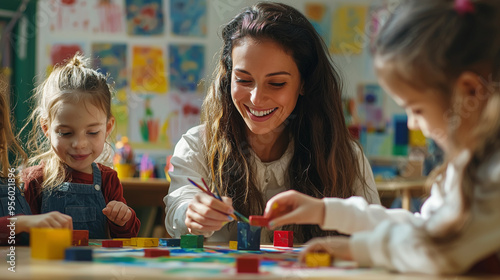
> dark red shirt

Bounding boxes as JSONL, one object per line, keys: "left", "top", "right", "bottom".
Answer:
{"left": 21, "top": 163, "right": 140, "bottom": 238}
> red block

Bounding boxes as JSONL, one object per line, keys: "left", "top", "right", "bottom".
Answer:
{"left": 102, "top": 240, "right": 123, "bottom": 248}
{"left": 274, "top": 231, "right": 293, "bottom": 247}
{"left": 249, "top": 216, "right": 270, "bottom": 227}
{"left": 72, "top": 230, "right": 89, "bottom": 246}
{"left": 144, "top": 248, "right": 170, "bottom": 258}
{"left": 236, "top": 256, "right": 260, "bottom": 273}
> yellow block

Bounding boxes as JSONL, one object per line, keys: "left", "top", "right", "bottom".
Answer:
{"left": 137, "top": 238, "right": 159, "bottom": 247}
{"left": 229, "top": 241, "right": 238, "bottom": 250}
{"left": 305, "top": 252, "right": 332, "bottom": 267}
{"left": 409, "top": 129, "right": 426, "bottom": 147}
{"left": 113, "top": 238, "right": 132, "bottom": 246}
{"left": 130, "top": 237, "right": 138, "bottom": 246}
{"left": 30, "top": 228, "right": 71, "bottom": 260}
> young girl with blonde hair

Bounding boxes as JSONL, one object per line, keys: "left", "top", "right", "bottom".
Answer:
{"left": 22, "top": 54, "right": 140, "bottom": 238}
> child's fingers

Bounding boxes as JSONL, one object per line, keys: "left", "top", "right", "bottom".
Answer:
{"left": 116, "top": 208, "right": 131, "bottom": 224}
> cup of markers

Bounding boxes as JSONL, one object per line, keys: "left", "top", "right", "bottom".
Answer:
{"left": 114, "top": 137, "right": 135, "bottom": 179}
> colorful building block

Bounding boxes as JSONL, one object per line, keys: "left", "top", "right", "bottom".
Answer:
{"left": 144, "top": 248, "right": 171, "bottom": 258}
{"left": 180, "top": 234, "right": 204, "bottom": 249}
{"left": 273, "top": 231, "right": 293, "bottom": 247}
{"left": 137, "top": 238, "right": 159, "bottom": 247}
{"left": 130, "top": 237, "right": 138, "bottom": 246}
{"left": 65, "top": 247, "right": 93, "bottom": 261}
{"left": 249, "top": 215, "right": 270, "bottom": 227}
{"left": 237, "top": 222, "right": 261, "bottom": 251}
{"left": 113, "top": 238, "right": 131, "bottom": 246}
{"left": 236, "top": 256, "right": 260, "bottom": 273}
{"left": 72, "top": 230, "right": 89, "bottom": 246}
{"left": 305, "top": 252, "right": 332, "bottom": 267}
{"left": 31, "top": 228, "right": 72, "bottom": 260}
{"left": 102, "top": 240, "right": 123, "bottom": 248}
{"left": 159, "top": 238, "right": 181, "bottom": 247}
{"left": 229, "top": 241, "right": 238, "bottom": 250}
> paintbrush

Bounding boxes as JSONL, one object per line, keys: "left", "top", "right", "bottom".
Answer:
{"left": 201, "top": 178, "right": 250, "bottom": 223}
{"left": 187, "top": 178, "right": 249, "bottom": 223}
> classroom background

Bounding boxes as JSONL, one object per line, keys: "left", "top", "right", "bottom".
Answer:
{"left": 1, "top": 0, "right": 435, "bottom": 237}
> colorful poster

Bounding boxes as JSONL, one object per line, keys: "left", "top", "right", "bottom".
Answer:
{"left": 125, "top": 0, "right": 164, "bottom": 36}
{"left": 169, "top": 44, "right": 205, "bottom": 93}
{"left": 90, "top": 0, "right": 125, "bottom": 33}
{"left": 48, "top": 0, "right": 91, "bottom": 32}
{"left": 48, "top": 43, "right": 85, "bottom": 74}
{"left": 305, "top": 3, "right": 332, "bottom": 47}
{"left": 357, "top": 83, "right": 386, "bottom": 133}
{"left": 330, "top": 5, "right": 367, "bottom": 55}
{"left": 170, "top": 0, "right": 207, "bottom": 37}
{"left": 131, "top": 46, "right": 168, "bottom": 93}
{"left": 92, "top": 43, "right": 128, "bottom": 137}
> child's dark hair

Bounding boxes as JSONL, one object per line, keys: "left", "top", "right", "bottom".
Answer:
{"left": 373, "top": 0, "right": 500, "bottom": 239}
{"left": 25, "top": 53, "right": 114, "bottom": 189}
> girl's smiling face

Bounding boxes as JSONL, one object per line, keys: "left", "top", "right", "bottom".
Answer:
{"left": 44, "top": 100, "right": 114, "bottom": 174}
{"left": 231, "top": 37, "right": 302, "bottom": 138}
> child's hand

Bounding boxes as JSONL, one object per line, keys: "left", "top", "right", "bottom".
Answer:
{"left": 298, "top": 236, "right": 353, "bottom": 263}
{"left": 264, "top": 190, "right": 325, "bottom": 229}
{"left": 16, "top": 211, "right": 73, "bottom": 233}
{"left": 102, "top": 200, "right": 132, "bottom": 226}
{"left": 185, "top": 192, "right": 234, "bottom": 235}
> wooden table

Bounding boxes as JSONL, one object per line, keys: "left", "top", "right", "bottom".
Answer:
{"left": 376, "top": 178, "right": 428, "bottom": 210}
{"left": 121, "top": 178, "right": 170, "bottom": 207}
{"left": 0, "top": 245, "right": 490, "bottom": 279}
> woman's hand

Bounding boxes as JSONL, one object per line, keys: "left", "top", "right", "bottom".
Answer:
{"left": 185, "top": 192, "right": 234, "bottom": 235}
{"left": 16, "top": 211, "right": 73, "bottom": 233}
{"left": 103, "top": 200, "right": 132, "bottom": 226}
{"left": 263, "top": 190, "right": 325, "bottom": 229}
{"left": 298, "top": 236, "right": 353, "bottom": 263}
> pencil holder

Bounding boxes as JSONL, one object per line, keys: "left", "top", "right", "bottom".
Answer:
{"left": 114, "top": 163, "right": 135, "bottom": 179}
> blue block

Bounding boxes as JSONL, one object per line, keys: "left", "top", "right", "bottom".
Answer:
{"left": 237, "top": 222, "right": 261, "bottom": 251}
{"left": 159, "top": 238, "right": 181, "bottom": 247}
{"left": 65, "top": 247, "right": 93, "bottom": 261}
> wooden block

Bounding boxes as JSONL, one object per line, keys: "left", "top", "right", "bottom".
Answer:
{"left": 305, "top": 252, "right": 331, "bottom": 267}
{"left": 113, "top": 238, "right": 132, "bottom": 246}
{"left": 273, "top": 231, "right": 293, "bottom": 247}
{"left": 237, "top": 222, "right": 261, "bottom": 251}
{"left": 31, "top": 228, "right": 72, "bottom": 260}
{"left": 159, "top": 238, "right": 181, "bottom": 247}
{"left": 229, "top": 241, "right": 238, "bottom": 250}
{"left": 236, "top": 256, "right": 260, "bottom": 273}
{"left": 180, "top": 234, "right": 204, "bottom": 249}
{"left": 249, "top": 216, "right": 269, "bottom": 227}
{"left": 72, "top": 230, "right": 89, "bottom": 246}
{"left": 137, "top": 238, "right": 159, "bottom": 247}
{"left": 65, "top": 247, "right": 93, "bottom": 261}
{"left": 130, "top": 237, "right": 138, "bottom": 246}
{"left": 102, "top": 240, "right": 123, "bottom": 248}
{"left": 144, "top": 248, "right": 171, "bottom": 258}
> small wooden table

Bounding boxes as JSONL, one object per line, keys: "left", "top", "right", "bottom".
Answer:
{"left": 376, "top": 178, "right": 428, "bottom": 210}
{"left": 121, "top": 178, "right": 170, "bottom": 208}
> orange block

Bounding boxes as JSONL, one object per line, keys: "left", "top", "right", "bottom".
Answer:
{"left": 31, "top": 228, "right": 71, "bottom": 260}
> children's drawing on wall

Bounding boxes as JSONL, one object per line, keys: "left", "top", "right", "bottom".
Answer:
{"left": 330, "top": 4, "right": 367, "bottom": 55}
{"left": 126, "top": 0, "right": 164, "bottom": 36}
{"left": 46, "top": 43, "right": 86, "bottom": 75}
{"left": 305, "top": 3, "right": 332, "bottom": 49}
{"left": 357, "top": 83, "right": 385, "bottom": 133}
{"left": 169, "top": 44, "right": 205, "bottom": 93}
{"left": 140, "top": 97, "right": 159, "bottom": 143}
{"left": 92, "top": 43, "right": 128, "bottom": 137}
{"left": 170, "top": 0, "right": 207, "bottom": 37}
{"left": 47, "top": 0, "right": 91, "bottom": 32}
{"left": 163, "top": 93, "right": 201, "bottom": 149}
{"left": 131, "top": 46, "right": 168, "bottom": 93}
{"left": 92, "top": 0, "right": 125, "bottom": 33}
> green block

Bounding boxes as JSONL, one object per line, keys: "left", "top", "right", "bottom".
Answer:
{"left": 180, "top": 234, "right": 204, "bottom": 248}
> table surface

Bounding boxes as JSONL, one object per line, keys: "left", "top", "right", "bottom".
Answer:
{"left": 0, "top": 243, "right": 495, "bottom": 280}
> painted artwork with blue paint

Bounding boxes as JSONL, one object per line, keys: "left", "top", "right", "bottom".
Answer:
{"left": 169, "top": 44, "right": 205, "bottom": 92}
{"left": 126, "top": 0, "right": 164, "bottom": 36}
{"left": 92, "top": 43, "right": 128, "bottom": 91}
{"left": 170, "top": 0, "right": 207, "bottom": 37}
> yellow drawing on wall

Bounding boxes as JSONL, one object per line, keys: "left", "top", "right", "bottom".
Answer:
{"left": 330, "top": 5, "right": 367, "bottom": 55}
{"left": 131, "top": 46, "right": 168, "bottom": 93}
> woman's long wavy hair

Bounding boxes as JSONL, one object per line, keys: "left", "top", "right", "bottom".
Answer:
{"left": 202, "top": 2, "right": 371, "bottom": 242}
{"left": 373, "top": 0, "right": 500, "bottom": 239}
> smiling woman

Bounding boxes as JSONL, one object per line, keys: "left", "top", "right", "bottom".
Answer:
{"left": 164, "top": 2, "right": 380, "bottom": 243}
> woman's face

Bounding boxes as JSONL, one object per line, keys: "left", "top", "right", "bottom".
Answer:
{"left": 231, "top": 37, "right": 302, "bottom": 137}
